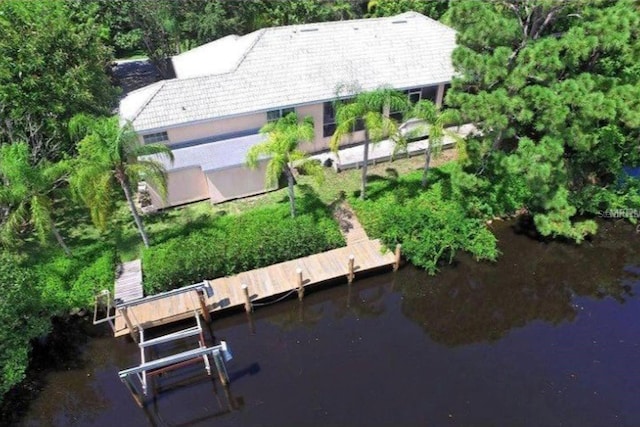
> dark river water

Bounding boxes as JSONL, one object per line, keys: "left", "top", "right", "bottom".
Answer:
{"left": 15, "top": 220, "right": 640, "bottom": 426}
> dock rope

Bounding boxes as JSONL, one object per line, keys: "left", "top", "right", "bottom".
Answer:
{"left": 251, "top": 289, "right": 298, "bottom": 307}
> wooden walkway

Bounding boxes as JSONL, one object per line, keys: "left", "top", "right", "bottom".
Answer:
{"left": 115, "top": 260, "right": 143, "bottom": 302}
{"left": 114, "top": 239, "right": 395, "bottom": 337}
{"left": 334, "top": 202, "right": 369, "bottom": 245}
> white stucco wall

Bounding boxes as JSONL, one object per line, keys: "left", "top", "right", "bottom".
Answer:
{"left": 149, "top": 166, "right": 209, "bottom": 208}
{"left": 205, "top": 160, "right": 274, "bottom": 204}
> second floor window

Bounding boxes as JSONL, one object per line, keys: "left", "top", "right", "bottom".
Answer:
{"left": 267, "top": 107, "right": 295, "bottom": 123}
{"left": 142, "top": 131, "right": 169, "bottom": 144}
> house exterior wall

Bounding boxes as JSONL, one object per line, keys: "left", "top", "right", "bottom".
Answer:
{"left": 204, "top": 160, "right": 273, "bottom": 204}
{"left": 165, "top": 112, "right": 266, "bottom": 145}
{"left": 149, "top": 166, "right": 209, "bottom": 208}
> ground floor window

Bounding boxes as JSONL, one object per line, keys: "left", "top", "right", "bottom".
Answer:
{"left": 421, "top": 86, "right": 438, "bottom": 104}
{"left": 324, "top": 100, "right": 366, "bottom": 137}
{"left": 323, "top": 102, "right": 337, "bottom": 137}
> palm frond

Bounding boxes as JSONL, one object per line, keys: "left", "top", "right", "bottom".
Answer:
{"left": 246, "top": 141, "right": 272, "bottom": 168}
{"left": 265, "top": 153, "right": 286, "bottom": 187}
{"left": 129, "top": 160, "right": 170, "bottom": 200}
{"left": 30, "top": 195, "right": 53, "bottom": 243}
{"left": 2, "top": 201, "right": 28, "bottom": 237}
{"left": 132, "top": 141, "right": 174, "bottom": 162}
{"left": 69, "top": 114, "right": 171, "bottom": 230}
{"left": 249, "top": 112, "right": 315, "bottom": 189}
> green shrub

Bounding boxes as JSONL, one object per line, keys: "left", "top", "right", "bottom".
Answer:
{"left": 352, "top": 169, "right": 499, "bottom": 274}
{"left": 69, "top": 249, "right": 118, "bottom": 308}
{"left": 143, "top": 204, "right": 344, "bottom": 293}
{"left": 0, "top": 252, "right": 50, "bottom": 403}
{"left": 35, "top": 244, "right": 118, "bottom": 311}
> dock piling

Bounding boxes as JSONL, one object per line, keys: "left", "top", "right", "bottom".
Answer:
{"left": 196, "top": 288, "right": 211, "bottom": 322}
{"left": 296, "top": 267, "right": 304, "bottom": 300}
{"left": 119, "top": 307, "right": 138, "bottom": 343}
{"left": 241, "top": 284, "right": 252, "bottom": 312}
{"left": 348, "top": 254, "right": 355, "bottom": 284}
{"left": 394, "top": 244, "right": 402, "bottom": 271}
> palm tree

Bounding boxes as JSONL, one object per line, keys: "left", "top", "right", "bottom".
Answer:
{"left": 399, "top": 100, "right": 462, "bottom": 187}
{"left": 330, "top": 88, "right": 409, "bottom": 200}
{"left": 0, "top": 142, "right": 71, "bottom": 255}
{"left": 68, "top": 115, "right": 173, "bottom": 248}
{"left": 246, "top": 112, "right": 321, "bottom": 218}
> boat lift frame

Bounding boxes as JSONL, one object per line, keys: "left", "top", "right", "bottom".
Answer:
{"left": 117, "top": 312, "right": 232, "bottom": 408}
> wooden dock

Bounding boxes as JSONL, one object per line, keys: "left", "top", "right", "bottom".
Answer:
{"left": 114, "top": 239, "right": 396, "bottom": 337}
{"left": 115, "top": 259, "right": 143, "bottom": 302}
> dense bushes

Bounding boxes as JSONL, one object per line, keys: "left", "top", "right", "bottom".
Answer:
{"left": 352, "top": 165, "right": 500, "bottom": 274}
{"left": 0, "top": 245, "right": 116, "bottom": 403}
{"left": 142, "top": 205, "right": 344, "bottom": 293}
{"left": 0, "top": 253, "right": 50, "bottom": 402}
{"left": 36, "top": 245, "right": 118, "bottom": 311}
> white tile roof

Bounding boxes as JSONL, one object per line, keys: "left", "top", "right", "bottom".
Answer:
{"left": 171, "top": 32, "right": 263, "bottom": 78}
{"left": 122, "top": 12, "right": 456, "bottom": 133}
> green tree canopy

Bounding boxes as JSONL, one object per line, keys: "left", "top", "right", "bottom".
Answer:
{"left": 0, "top": 0, "right": 117, "bottom": 159}
{"left": 445, "top": 0, "right": 640, "bottom": 241}
{"left": 0, "top": 252, "right": 50, "bottom": 403}
{"left": 69, "top": 115, "right": 173, "bottom": 248}
{"left": 367, "top": 0, "right": 448, "bottom": 19}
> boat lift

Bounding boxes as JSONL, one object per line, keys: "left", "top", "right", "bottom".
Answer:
{"left": 117, "top": 312, "right": 232, "bottom": 408}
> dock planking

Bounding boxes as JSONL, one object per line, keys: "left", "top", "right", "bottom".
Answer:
{"left": 114, "top": 239, "right": 396, "bottom": 337}
{"left": 115, "top": 259, "right": 143, "bottom": 302}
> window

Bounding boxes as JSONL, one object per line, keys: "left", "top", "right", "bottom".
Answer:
{"left": 353, "top": 118, "right": 365, "bottom": 132}
{"left": 389, "top": 89, "right": 413, "bottom": 122}
{"left": 408, "top": 88, "right": 422, "bottom": 105}
{"left": 324, "top": 99, "right": 366, "bottom": 137}
{"left": 142, "top": 131, "right": 169, "bottom": 144}
{"left": 422, "top": 86, "right": 438, "bottom": 104}
{"left": 267, "top": 107, "right": 295, "bottom": 123}
{"left": 323, "top": 102, "right": 336, "bottom": 137}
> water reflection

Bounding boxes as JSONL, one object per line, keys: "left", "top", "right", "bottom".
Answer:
{"left": 263, "top": 281, "right": 389, "bottom": 332}
{"left": 399, "top": 220, "right": 640, "bottom": 347}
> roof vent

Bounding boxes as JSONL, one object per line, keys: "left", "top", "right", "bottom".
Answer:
{"left": 300, "top": 28, "right": 319, "bottom": 32}
{"left": 391, "top": 20, "right": 408, "bottom": 24}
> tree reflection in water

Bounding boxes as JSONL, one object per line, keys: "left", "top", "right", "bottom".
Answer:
{"left": 398, "top": 220, "right": 640, "bottom": 347}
